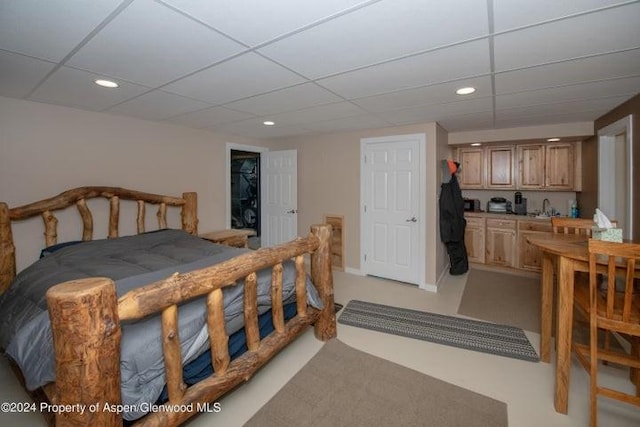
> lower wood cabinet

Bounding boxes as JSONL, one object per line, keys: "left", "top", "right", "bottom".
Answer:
{"left": 485, "top": 219, "right": 517, "bottom": 267}
{"left": 517, "top": 221, "right": 553, "bottom": 271}
{"left": 464, "top": 216, "right": 485, "bottom": 264}
{"left": 464, "top": 214, "right": 552, "bottom": 272}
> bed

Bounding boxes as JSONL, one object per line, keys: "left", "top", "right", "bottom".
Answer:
{"left": 0, "top": 186, "right": 336, "bottom": 426}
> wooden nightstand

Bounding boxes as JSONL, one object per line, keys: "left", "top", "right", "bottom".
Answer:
{"left": 200, "top": 229, "right": 256, "bottom": 248}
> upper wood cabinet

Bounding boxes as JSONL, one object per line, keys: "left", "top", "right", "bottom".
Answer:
{"left": 457, "top": 141, "right": 578, "bottom": 191}
{"left": 457, "top": 147, "right": 484, "bottom": 188}
{"left": 544, "top": 143, "right": 575, "bottom": 190}
{"left": 516, "top": 143, "right": 575, "bottom": 190}
{"left": 486, "top": 146, "right": 515, "bottom": 189}
{"left": 517, "top": 145, "right": 545, "bottom": 189}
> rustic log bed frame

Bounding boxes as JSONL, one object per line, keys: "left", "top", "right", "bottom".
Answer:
{"left": 0, "top": 186, "right": 336, "bottom": 427}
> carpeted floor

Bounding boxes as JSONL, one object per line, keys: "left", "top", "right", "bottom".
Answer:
{"left": 244, "top": 339, "right": 508, "bottom": 427}
{"left": 457, "top": 268, "right": 541, "bottom": 333}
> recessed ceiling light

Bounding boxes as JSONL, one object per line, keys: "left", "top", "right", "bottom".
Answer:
{"left": 456, "top": 87, "right": 476, "bottom": 95}
{"left": 470, "top": 143, "right": 482, "bottom": 146}
{"left": 547, "top": 137, "right": 560, "bottom": 142}
{"left": 94, "top": 79, "right": 119, "bottom": 88}
{"left": 263, "top": 121, "right": 275, "bottom": 126}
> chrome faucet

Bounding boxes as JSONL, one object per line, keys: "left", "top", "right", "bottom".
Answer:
{"left": 542, "top": 198, "right": 550, "bottom": 215}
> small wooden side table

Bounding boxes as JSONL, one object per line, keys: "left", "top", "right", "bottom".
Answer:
{"left": 200, "top": 229, "right": 256, "bottom": 248}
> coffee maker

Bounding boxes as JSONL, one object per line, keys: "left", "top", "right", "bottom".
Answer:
{"left": 514, "top": 191, "right": 527, "bottom": 215}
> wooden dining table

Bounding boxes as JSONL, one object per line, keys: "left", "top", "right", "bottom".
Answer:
{"left": 527, "top": 233, "right": 640, "bottom": 415}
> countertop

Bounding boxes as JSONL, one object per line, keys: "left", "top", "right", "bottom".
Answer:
{"left": 464, "top": 212, "right": 554, "bottom": 221}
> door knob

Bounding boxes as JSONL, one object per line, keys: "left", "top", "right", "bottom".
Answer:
{"left": 286, "top": 209, "right": 298, "bottom": 214}
{"left": 406, "top": 217, "right": 417, "bottom": 222}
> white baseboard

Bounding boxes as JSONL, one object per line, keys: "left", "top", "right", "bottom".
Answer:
{"left": 344, "top": 267, "right": 364, "bottom": 276}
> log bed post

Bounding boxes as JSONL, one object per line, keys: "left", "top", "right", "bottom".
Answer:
{"left": 181, "top": 192, "right": 198, "bottom": 235}
{"left": 47, "top": 277, "right": 122, "bottom": 427}
{"left": 310, "top": 224, "right": 337, "bottom": 341}
{"left": 0, "top": 202, "right": 16, "bottom": 294}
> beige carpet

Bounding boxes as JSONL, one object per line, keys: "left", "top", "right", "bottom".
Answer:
{"left": 457, "top": 268, "right": 541, "bottom": 333}
{"left": 244, "top": 339, "right": 508, "bottom": 427}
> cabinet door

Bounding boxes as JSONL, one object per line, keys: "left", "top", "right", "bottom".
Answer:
{"left": 517, "top": 221, "right": 552, "bottom": 271}
{"left": 456, "top": 148, "right": 484, "bottom": 189}
{"left": 518, "top": 231, "right": 547, "bottom": 271}
{"left": 486, "top": 146, "right": 515, "bottom": 189}
{"left": 545, "top": 143, "right": 574, "bottom": 190}
{"left": 486, "top": 221, "right": 516, "bottom": 267}
{"left": 464, "top": 227, "right": 485, "bottom": 264}
{"left": 517, "top": 145, "right": 545, "bottom": 189}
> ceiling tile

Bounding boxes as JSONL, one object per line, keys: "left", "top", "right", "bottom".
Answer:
{"left": 0, "top": 51, "right": 56, "bottom": 98}
{"left": 496, "top": 76, "right": 640, "bottom": 110}
{"left": 495, "top": 49, "right": 640, "bottom": 94}
{"left": 352, "top": 76, "right": 492, "bottom": 113}
{"left": 0, "top": 0, "right": 123, "bottom": 61}
{"left": 214, "top": 119, "right": 314, "bottom": 139}
{"left": 224, "top": 83, "right": 342, "bottom": 116}
{"left": 493, "top": 0, "right": 628, "bottom": 32}
{"left": 382, "top": 97, "right": 493, "bottom": 126}
{"left": 301, "top": 114, "right": 388, "bottom": 132}
{"left": 437, "top": 111, "right": 495, "bottom": 132}
{"left": 496, "top": 95, "right": 632, "bottom": 121}
{"left": 494, "top": 2, "right": 640, "bottom": 71}
{"left": 107, "top": 90, "right": 211, "bottom": 121}
{"left": 163, "top": 53, "right": 306, "bottom": 105}
{"left": 318, "top": 39, "right": 491, "bottom": 99}
{"left": 28, "top": 66, "right": 150, "bottom": 111}
{"left": 267, "top": 102, "right": 366, "bottom": 126}
{"left": 67, "top": 0, "right": 245, "bottom": 86}
{"left": 166, "top": 106, "right": 256, "bottom": 129}
{"left": 258, "top": 0, "right": 488, "bottom": 78}
{"left": 162, "top": 0, "right": 370, "bottom": 46}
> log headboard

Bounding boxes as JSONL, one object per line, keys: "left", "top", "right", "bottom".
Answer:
{"left": 0, "top": 186, "right": 198, "bottom": 293}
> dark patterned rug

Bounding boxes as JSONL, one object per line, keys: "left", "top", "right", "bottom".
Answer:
{"left": 338, "top": 300, "right": 539, "bottom": 362}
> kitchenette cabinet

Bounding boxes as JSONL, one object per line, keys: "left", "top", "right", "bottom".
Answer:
{"left": 465, "top": 213, "right": 552, "bottom": 273}
{"left": 517, "top": 220, "right": 553, "bottom": 271}
{"left": 486, "top": 146, "right": 516, "bottom": 189}
{"left": 517, "top": 143, "right": 575, "bottom": 190}
{"left": 464, "top": 216, "right": 485, "bottom": 264}
{"left": 485, "top": 218, "right": 517, "bottom": 267}
{"left": 457, "top": 147, "right": 484, "bottom": 189}
{"left": 456, "top": 141, "right": 579, "bottom": 191}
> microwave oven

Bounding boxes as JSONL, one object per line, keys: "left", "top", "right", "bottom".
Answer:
{"left": 463, "top": 198, "right": 481, "bottom": 212}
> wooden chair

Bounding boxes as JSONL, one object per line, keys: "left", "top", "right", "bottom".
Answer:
{"left": 572, "top": 240, "right": 640, "bottom": 427}
{"left": 551, "top": 217, "right": 597, "bottom": 236}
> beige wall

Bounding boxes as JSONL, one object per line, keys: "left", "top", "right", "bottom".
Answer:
{"left": 275, "top": 122, "right": 449, "bottom": 289}
{"left": 0, "top": 96, "right": 273, "bottom": 270}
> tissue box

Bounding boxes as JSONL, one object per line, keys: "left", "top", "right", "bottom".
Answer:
{"left": 592, "top": 227, "right": 623, "bottom": 242}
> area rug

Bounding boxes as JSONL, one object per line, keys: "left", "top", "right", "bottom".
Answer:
{"left": 457, "top": 268, "right": 541, "bottom": 333}
{"left": 338, "top": 300, "right": 538, "bottom": 362}
{"left": 244, "top": 339, "right": 508, "bottom": 427}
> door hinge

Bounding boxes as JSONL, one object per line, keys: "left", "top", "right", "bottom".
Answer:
{"left": 364, "top": 155, "right": 367, "bottom": 164}
{"left": 364, "top": 254, "right": 367, "bottom": 262}
{"left": 364, "top": 204, "right": 367, "bottom": 213}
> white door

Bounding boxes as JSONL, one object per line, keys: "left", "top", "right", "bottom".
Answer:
{"left": 261, "top": 150, "right": 298, "bottom": 247}
{"left": 361, "top": 135, "right": 423, "bottom": 285}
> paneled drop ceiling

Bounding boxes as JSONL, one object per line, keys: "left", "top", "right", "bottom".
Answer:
{"left": 1, "top": 0, "right": 639, "bottom": 139}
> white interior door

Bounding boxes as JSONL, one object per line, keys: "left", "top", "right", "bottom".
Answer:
{"left": 261, "top": 150, "right": 297, "bottom": 247}
{"left": 361, "top": 135, "right": 424, "bottom": 285}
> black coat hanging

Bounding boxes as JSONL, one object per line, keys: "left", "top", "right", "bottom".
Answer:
{"left": 439, "top": 162, "right": 469, "bottom": 275}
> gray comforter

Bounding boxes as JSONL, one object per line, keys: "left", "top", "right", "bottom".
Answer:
{"left": 0, "top": 229, "right": 322, "bottom": 420}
